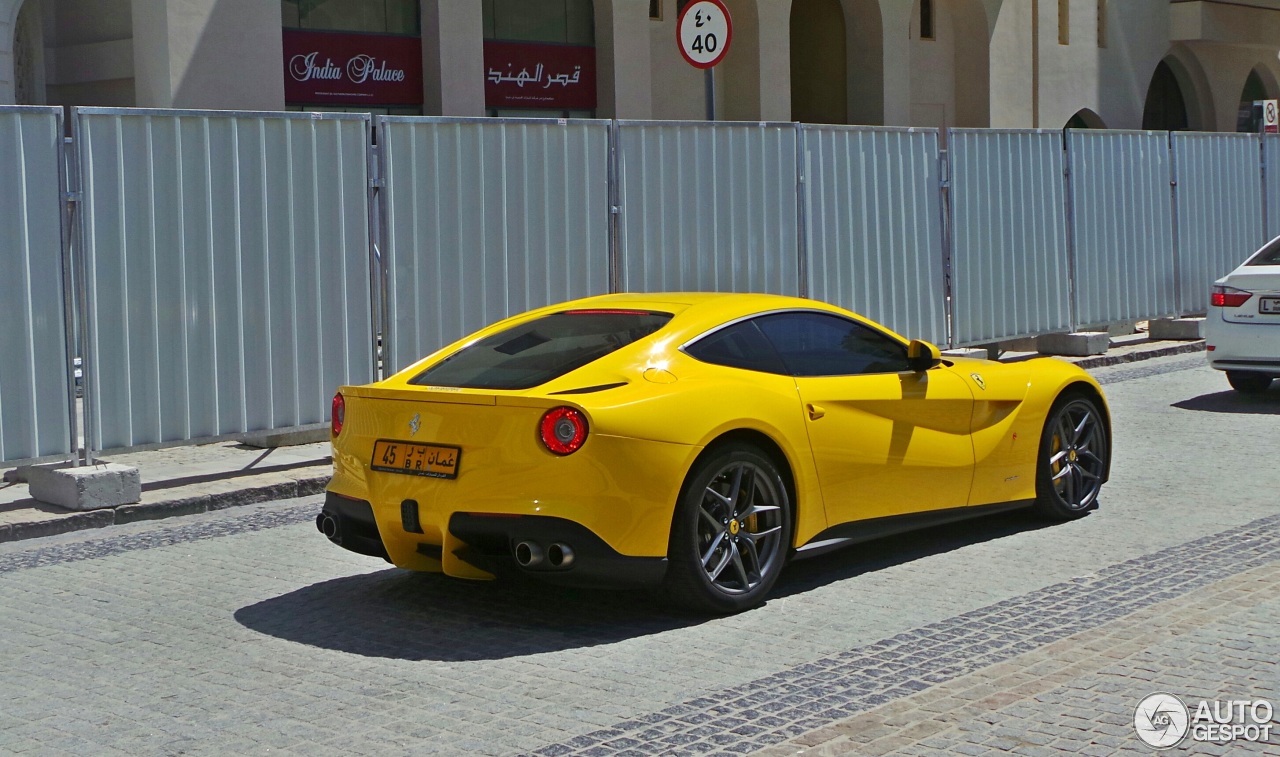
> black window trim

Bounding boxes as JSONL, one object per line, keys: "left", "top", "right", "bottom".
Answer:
{"left": 680, "top": 307, "right": 911, "bottom": 377}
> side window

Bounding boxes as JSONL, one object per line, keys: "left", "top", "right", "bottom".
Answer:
{"left": 754, "top": 312, "right": 909, "bottom": 377}
{"left": 685, "top": 320, "right": 787, "bottom": 375}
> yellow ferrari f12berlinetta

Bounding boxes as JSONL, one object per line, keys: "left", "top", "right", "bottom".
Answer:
{"left": 320, "top": 293, "right": 1110, "bottom": 613}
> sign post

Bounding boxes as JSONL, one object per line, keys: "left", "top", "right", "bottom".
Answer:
{"left": 677, "top": 0, "right": 732, "bottom": 121}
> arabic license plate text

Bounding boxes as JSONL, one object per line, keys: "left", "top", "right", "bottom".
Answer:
{"left": 1260, "top": 297, "right": 1280, "bottom": 314}
{"left": 371, "top": 440, "right": 460, "bottom": 479}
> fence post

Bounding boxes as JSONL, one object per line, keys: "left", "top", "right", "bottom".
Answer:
{"left": 367, "top": 119, "right": 386, "bottom": 382}
{"left": 59, "top": 127, "right": 83, "bottom": 466}
{"left": 1062, "top": 130, "right": 1079, "bottom": 332}
{"left": 1167, "top": 132, "right": 1183, "bottom": 317}
{"left": 69, "top": 109, "right": 97, "bottom": 464}
{"left": 938, "top": 137, "right": 954, "bottom": 348}
{"left": 608, "top": 119, "right": 621, "bottom": 293}
{"left": 795, "top": 123, "right": 808, "bottom": 299}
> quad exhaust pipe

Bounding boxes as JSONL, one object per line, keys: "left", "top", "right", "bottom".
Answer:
{"left": 317, "top": 513, "right": 339, "bottom": 542}
{"left": 514, "top": 540, "right": 574, "bottom": 570}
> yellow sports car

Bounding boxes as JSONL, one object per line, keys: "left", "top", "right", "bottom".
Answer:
{"left": 319, "top": 293, "right": 1110, "bottom": 612}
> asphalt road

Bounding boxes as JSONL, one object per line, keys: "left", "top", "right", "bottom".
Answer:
{"left": 0, "top": 355, "right": 1276, "bottom": 756}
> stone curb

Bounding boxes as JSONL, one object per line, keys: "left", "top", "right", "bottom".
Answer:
{"left": 0, "top": 342, "right": 1207, "bottom": 546}
{"left": 0, "top": 474, "right": 330, "bottom": 544}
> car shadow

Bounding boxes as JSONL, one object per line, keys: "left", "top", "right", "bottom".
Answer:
{"left": 1172, "top": 390, "right": 1280, "bottom": 415}
{"left": 235, "top": 507, "right": 1066, "bottom": 662}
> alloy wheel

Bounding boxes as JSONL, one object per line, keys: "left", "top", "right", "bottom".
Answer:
{"left": 696, "top": 462, "right": 785, "bottom": 594}
{"left": 1045, "top": 399, "right": 1106, "bottom": 511}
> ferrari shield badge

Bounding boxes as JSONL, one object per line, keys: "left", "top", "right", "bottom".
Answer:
{"left": 970, "top": 373, "right": 986, "bottom": 391}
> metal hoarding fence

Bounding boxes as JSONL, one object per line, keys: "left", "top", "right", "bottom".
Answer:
{"left": 1067, "top": 130, "right": 1178, "bottom": 328}
{"left": 800, "top": 126, "right": 947, "bottom": 345}
{"left": 1265, "top": 135, "right": 1280, "bottom": 241}
{"left": 376, "top": 117, "right": 611, "bottom": 373}
{"left": 0, "top": 106, "right": 75, "bottom": 465}
{"left": 74, "top": 108, "right": 375, "bottom": 453}
{"left": 948, "top": 129, "right": 1073, "bottom": 346}
{"left": 1171, "top": 132, "right": 1267, "bottom": 315}
{"left": 614, "top": 121, "right": 801, "bottom": 297}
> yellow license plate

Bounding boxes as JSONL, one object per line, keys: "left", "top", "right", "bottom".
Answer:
{"left": 370, "top": 440, "right": 461, "bottom": 479}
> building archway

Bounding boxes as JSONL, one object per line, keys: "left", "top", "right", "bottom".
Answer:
{"left": 790, "top": 0, "right": 846, "bottom": 124}
{"left": 10, "top": 0, "right": 42, "bottom": 104}
{"left": 1236, "top": 66, "right": 1277, "bottom": 133}
{"left": 1142, "top": 50, "right": 1213, "bottom": 132}
{"left": 1066, "top": 108, "right": 1106, "bottom": 129}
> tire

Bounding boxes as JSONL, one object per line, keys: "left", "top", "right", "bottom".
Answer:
{"left": 1033, "top": 393, "right": 1109, "bottom": 521}
{"left": 1226, "top": 370, "right": 1273, "bottom": 394}
{"left": 662, "top": 444, "right": 792, "bottom": 614}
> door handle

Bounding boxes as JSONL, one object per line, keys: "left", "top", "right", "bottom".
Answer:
{"left": 807, "top": 403, "right": 825, "bottom": 420}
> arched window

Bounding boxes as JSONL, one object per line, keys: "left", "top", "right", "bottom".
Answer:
{"left": 1236, "top": 69, "right": 1268, "bottom": 133}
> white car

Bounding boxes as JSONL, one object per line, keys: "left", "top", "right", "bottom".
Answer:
{"left": 1206, "top": 237, "right": 1280, "bottom": 394}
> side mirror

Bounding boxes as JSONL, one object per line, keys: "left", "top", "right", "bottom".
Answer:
{"left": 906, "top": 340, "right": 942, "bottom": 372}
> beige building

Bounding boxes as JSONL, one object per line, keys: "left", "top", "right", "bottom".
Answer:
{"left": 2, "top": 0, "right": 1279, "bottom": 132}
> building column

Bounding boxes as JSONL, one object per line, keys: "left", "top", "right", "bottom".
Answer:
{"left": 879, "top": 0, "right": 912, "bottom": 125}
{"left": 594, "top": 0, "right": 652, "bottom": 118}
{"left": 421, "top": 0, "right": 484, "bottom": 116}
{"left": 0, "top": 0, "right": 21, "bottom": 103}
{"left": 756, "top": 0, "right": 791, "bottom": 120}
{"left": 132, "top": 0, "right": 284, "bottom": 110}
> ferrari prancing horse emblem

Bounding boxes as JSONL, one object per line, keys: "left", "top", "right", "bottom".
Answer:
{"left": 408, "top": 413, "right": 421, "bottom": 436}
{"left": 970, "top": 373, "right": 986, "bottom": 390}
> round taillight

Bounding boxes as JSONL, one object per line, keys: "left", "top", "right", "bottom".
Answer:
{"left": 331, "top": 392, "right": 345, "bottom": 437}
{"left": 539, "top": 407, "right": 588, "bottom": 455}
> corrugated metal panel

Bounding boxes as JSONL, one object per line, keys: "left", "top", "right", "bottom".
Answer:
{"left": 1172, "top": 132, "right": 1266, "bottom": 314}
{"left": 378, "top": 117, "right": 610, "bottom": 373}
{"left": 1068, "top": 130, "right": 1177, "bottom": 327}
{"left": 1264, "top": 135, "right": 1280, "bottom": 240}
{"left": 949, "top": 129, "right": 1072, "bottom": 345}
{"left": 0, "top": 107, "right": 73, "bottom": 464}
{"left": 615, "top": 121, "right": 799, "bottom": 296}
{"left": 76, "top": 109, "right": 374, "bottom": 452}
{"left": 801, "top": 126, "right": 946, "bottom": 344}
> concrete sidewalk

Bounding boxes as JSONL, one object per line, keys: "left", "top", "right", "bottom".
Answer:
{"left": 0, "top": 335, "right": 1207, "bottom": 545}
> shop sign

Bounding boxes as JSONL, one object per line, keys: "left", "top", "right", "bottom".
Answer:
{"left": 283, "top": 29, "right": 423, "bottom": 106}
{"left": 484, "top": 41, "right": 596, "bottom": 111}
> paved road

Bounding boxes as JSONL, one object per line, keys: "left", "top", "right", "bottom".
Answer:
{"left": 1, "top": 356, "right": 1277, "bottom": 756}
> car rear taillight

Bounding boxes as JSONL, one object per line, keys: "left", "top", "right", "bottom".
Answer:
{"left": 331, "top": 392, "right": 345, "bottom": 437}
{"left": 539, "top": 407, "right": 588, "bottom": 455}
{"left": 1211, "top": 285, "right": 1253, "bottom": 308}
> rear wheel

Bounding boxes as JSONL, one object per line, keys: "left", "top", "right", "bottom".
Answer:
{"left": 1226, "top": 370, "right": 1273, "bottom": 394}
{"left": 1034, "top": 394, "right": 1108, "bottom": 520}
{"left": 663, "top": 444, "right": 791, "bottom": 614}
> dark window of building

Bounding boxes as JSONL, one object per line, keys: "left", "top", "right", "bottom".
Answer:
{"left": 1097, "top": 0, "right": 1107, "bottom": 48}
{"left": 483, "top": 0, "right": 594, "bottom": 46}
{"left": 753, "top": 312, "right": 910, "bottom": 377}
{"left": 650, "top": 0, "right": 661, "bottom": 21}
{"left": 677, "top": 0, "right": 694, "bottom": 18}
{"left": 1058, "top": 0, "right": 1069, "bottom": 45}
{"left": 920, "top": 0, "right": 934, "bottom": 40}
{"left": 281, "top": 0, "right": 420, "bottom": 35}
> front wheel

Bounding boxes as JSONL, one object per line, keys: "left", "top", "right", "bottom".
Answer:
{"left": 1226, "top": 370, "right": 1273, "bottom": 394}
{"left": 1034, "top": 394, "right": 1109, "bottom": 520}
{"left": 662, "top": 444, "right": 792, "bottom": 614}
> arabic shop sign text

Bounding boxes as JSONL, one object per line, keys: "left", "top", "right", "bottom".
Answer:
{"left": 484, "top": 41, "right": 596, "bottom": 111}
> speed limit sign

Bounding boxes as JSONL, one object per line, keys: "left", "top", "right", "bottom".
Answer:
{"left": 678, "top": 0, "right": 732, "bottom": 69}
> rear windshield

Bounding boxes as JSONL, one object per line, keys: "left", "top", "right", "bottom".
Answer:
{"left": 410, "top": 310, "right": 672, "bottom": 390}
{"left": 1246, "top": 237, "right": 1280, "bottom": 266}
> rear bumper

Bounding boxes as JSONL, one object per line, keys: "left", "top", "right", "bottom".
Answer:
{"left": 1206, "top": 316, "right": 1280, "bottom": 374}
{"left": 318, "top": 491, "right": 667, "bottom": 588}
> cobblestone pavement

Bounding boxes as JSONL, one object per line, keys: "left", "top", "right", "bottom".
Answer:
{"left": 0, "top": 355, "right": 1276, "bottom": 756}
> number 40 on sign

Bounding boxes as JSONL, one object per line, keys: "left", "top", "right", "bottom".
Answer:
{"left": 677, "top": 0, "right": 733, "bottom": 69}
